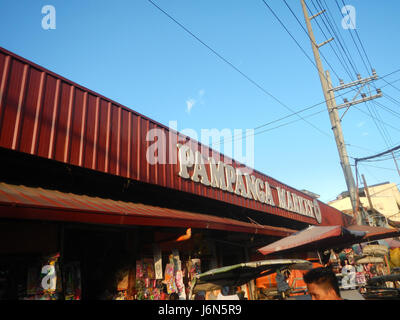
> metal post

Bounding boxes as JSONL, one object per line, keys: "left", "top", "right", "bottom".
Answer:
{"left": 361, "top": 174, "right": 374, "bottom": 211}
{"left": 355, "top": 164, "right": 362, "bottom": 224}
{"left": 392, "top": 152, "right": 400, "bottom": 177}
{"left": 300, "top": 0, "right": 359, "bottom": 223}
{"left": 361, "top": 174, "right": 375, "bottom": 226}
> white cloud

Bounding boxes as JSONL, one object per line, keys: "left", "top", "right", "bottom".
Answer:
{"left": 186, "top": 98, "right": 196, "bottom": 113}
{"left": 185, "top": 89, "right": 206, "bottom": 114}
{"left": 362, "top": 132, "right": 369, "bottom": 136}
{"left": 357, "top": 121, "right": 365, "bottom": 128}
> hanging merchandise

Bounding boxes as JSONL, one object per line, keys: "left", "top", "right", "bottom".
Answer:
{"left": 114, "top": 266, "right": 136, "bottom": 300}
{"left": 116, "top": 269, "right": 129, "bottom": 292}
{"left": 136, "top": 260, "right": 143, "bottom": 279}
{"left": 171, "top": 249, "right": 186, "bottom": 300}
{"left": 153, "top": 245, "right": 163, "bottom": 280}
{"left": 143, "top": 258, "right": 155, "bottom": 280}
{"left": 135, "top": 260, "right": 146, "bottom": 300}
{"left": 175, "top": 270, "right": 186, "bottom": 300}
{"left": 172, "top": 249, "right": 180, "bottom": 270}
{"left": 152, "top": 286, "right": 161, "bottom": 300}
{"left": 186, "top": 258, "right": 201, "bottom": 288}
{"left": 148, "top": 279, "right": 163, "bottom": 300}
{"left": 164, "top": 255, "right": 177, "bottom": 294}
{"left": 191, "top": 258, "right": 201, "bottom": 277}
{"left": 135, "top": 258, "right": 162, "bottom": 300}
{"left": 186, "top": 260, "right": 193, "bottom": 281}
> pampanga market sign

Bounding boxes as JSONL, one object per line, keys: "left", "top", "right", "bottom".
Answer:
{"left": 177, "top": 144, "right": 322, "bottom": 224}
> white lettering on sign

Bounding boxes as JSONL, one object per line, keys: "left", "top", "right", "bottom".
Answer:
{"left": 176, "top": 144, "right": 322, "bottom": 223}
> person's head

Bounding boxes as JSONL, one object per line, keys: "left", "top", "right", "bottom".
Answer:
{"left": 303, "top": 267, "right": 342, "bottom": 300}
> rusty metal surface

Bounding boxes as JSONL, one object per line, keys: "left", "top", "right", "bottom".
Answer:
{"left": 0, "top": 47, "right": 350, "bottom": 227}
{"left": 0, "top": 182, "right": 295, "bottom": 237}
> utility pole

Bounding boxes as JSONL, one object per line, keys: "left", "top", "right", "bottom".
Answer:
{"left": 300, "top": 0, "right": 381, "bottom": 225}
{"left": 391, "top": 152, "right": 400, "bottom": 178}
{"left": 361, "top": 174, "right": 374, "bottom": 225}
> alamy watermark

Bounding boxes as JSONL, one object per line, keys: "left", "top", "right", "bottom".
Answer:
{"left": 41, "top": 264, "right": 56, "bottom": 290}
{"left": 145, "top": 120, "right": 255, "bottom": 174}
{"left": 341, "top": 4, "right": 356, "bottom": 30}
{"left": 41, "top": 5, "right": 56, "bottom": 30}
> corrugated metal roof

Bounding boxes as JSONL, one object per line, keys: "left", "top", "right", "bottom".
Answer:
{"left": 0, "top": 182, "right": 295, "bottom": 237}
{"left": 0, "top": 47, "right": 350, "bottom": 227}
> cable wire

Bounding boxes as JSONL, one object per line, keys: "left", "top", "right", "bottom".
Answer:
{"left": 147, "top": 0, "right": 331, "bottom": 138}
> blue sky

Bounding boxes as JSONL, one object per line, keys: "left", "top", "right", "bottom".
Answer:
{"left": 1, "top": 0, "right": 399, "bottom": 203}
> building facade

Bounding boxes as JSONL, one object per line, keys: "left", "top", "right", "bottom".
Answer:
{"left": 328, "top": 182, "right": 400, "bottom": 227}
{"left": 0, "top": 47, "right": 352, "bottom": 300}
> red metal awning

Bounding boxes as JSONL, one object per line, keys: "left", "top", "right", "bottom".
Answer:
{"left": 257, "top": 225, "right": 364, "bottom": 256}
{"left": 258, "top": 224, "right": 400, "bottom": 256}
{"left": 0, "top": 182, "right": 295, "bottom": 238}
{"left": 346, "top": 224, "right": 400, "bottom": 242}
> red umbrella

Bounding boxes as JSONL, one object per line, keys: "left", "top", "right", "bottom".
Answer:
{"left": 257, "top": 225, "right": 365, "bottom": 256}
{"left": 346, "top": 225, "right": 400, "bottom": 242}
{"left": 258, "top": 225, "right": 400, "bottom": 256}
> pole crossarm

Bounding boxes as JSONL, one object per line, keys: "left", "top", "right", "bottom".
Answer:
{"left": 317, "top": 37, "right": 334, "bottom": 48}
{"left": 336, "top": 92, "right": 383, "bottom": 110}
{"left": 330, "top": 71, "right": 378, "bottom": 92}
{"left": 310, "top": 9, "right": 325, "bottom": 20}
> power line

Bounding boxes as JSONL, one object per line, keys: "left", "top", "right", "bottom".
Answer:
{"left": 353, "top": 105, "right": 400, "bottom": 134}
{"left": 213, "top": 70, "right": 400, "bottom": 147}
{"left": 331, "top": 0, "right": 399, "bottom": 148}
{"left": 328, "top": 0, "right": 395, "bottom": 148}
{"left": 147, "top": 0, "right": 331, "bottom": 138}
{"left": 280, "top": 0, "right": 342, "bottom": 81}
{"left": 355, "top": 144, "right": 400, "bottom": 163}
{"left": 306, "top": 0, "right": 355, "bottom": 81}
{"left": 361, "top": 164, "right": 399, "bottom": 172}
{"left": 345, "top": 144, "right": 378, "bottom": 154}
{"left": 339, "top": 0, "right": 374, "bottom": 72}
{"left": 317, "top": 0, "right": 361, "bottom": 77}
{"left": 149, "top": 0, "right": 400, "bottom": 154}
{"left": 332, "top": 1, "right": 399, "bottom": 149}
{"left": 383, "top": 91, "right": 400, "bottom": 107}
{"left": 211, "top": 108, "right": 326, "bottom": 147}
{"left": 372, "top": 100, "right": 400, "bottom": 133}
{"left": 334, "top": 0, "right": 371, "bottom": 76}
{"left": 381, "top": 76, "right": 400, "bottom": 94}
{"left": 260, "top": 0, "right": 399, "bottom": 167}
